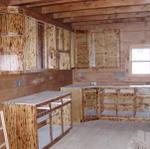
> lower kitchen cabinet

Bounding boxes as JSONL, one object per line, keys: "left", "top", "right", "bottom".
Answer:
{"left": 2, "top": 91, "right": 72, "bottom": 149}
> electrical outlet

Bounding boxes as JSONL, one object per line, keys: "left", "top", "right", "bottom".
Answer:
{"left": 17, "top": 80, "right": 22, "bottom": 87}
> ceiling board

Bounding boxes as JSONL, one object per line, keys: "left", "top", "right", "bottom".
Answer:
{"left": 63, "top": 12, "right": 150, "bottom": 23}
{"left": 53, "top": 5, "right": 150, "bottom": 19}
{"left": 41, "top": 0, "right": 150, "bottom": 14}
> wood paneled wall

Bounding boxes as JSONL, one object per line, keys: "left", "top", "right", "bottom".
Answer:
{"left": 73, "top": 21, "right": 150, "bottom": 85}
{"left": 0, "top": 70, "right": 72, "bottom": 102}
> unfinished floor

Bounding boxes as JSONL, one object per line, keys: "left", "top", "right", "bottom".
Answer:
{"left": 50, "top": 120, "right": 150, "bottom": 149}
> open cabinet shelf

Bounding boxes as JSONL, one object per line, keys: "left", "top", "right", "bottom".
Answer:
{"left": 82, "top": 87, "right": 150, "bottom": 122}
{"left": 2, "top": 91, "right": 72, "bottom": 149}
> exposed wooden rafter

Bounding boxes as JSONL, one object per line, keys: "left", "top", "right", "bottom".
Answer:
{"left": 53, "top": 5, "right": 150, "bottom": 19}
{"left": 41, "top": 0, "right": 150, "bottom": 14}
{"left": 63, "top": 12, "right": 150, "bottom": 23}
{"left": 0, "top": 6, "right": 74, "bottom": 32}
{"left": 0, "top": 0, "right": 10, "bottom": 6}
{"left": 7, "top": 0, "right": 59, "bottom": 5}
{"left": 72, "top": 17, "right": 149, "bottom": 27}
{"left": 24, "top": 0, "right": 83, "bottom": 8}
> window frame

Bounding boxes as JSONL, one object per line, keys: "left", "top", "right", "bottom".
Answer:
{"left": 129, "top": 45, "right": 150, "bottom": 77}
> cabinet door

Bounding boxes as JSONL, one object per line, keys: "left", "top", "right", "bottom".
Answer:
{"left": 82, "top": 89, "right": 98, "bottom": 120}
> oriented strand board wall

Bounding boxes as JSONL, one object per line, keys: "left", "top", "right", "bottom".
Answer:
{"left": 94, "top": 29, "right": 120, "bottom": 68}
{"left": 73, "top": 22, "right": 150, "bottom": 85}
{"left": 0, "top": 36, "right": 25, "bottom": 71}
{"left": 45, "top": 24, "right": 57, "bottom": 69}
{"left": 0, "top": 14, "right": 25, "bottom": 35}
{"left": 76, "top": 33, "right": 89, "bottom": 68}
{"left": 24, "top": 17, "right": 37, "bottom": 70}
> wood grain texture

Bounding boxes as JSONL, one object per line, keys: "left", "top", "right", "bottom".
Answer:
{"left": 3, "top": 104, "right": 38, "bottom": 149}
{"left": 76, "top": 33, "right": 89, "bottom": 68}
{"left": 41, "top": 0, "right": 150, "bottom": 14}
{"left": 53, "top": 5, "right": 150, "bottom": 19}
{"left": 24, "top": 17, "right": 37, "bottom": 70}
{"left": 44, "top": 24, "right": 57, "bottom": 69}
{"left": 0, "top": 13, "right": 25, "bottom": 35}
{"left": 59, "top": 53, "right": 70, "bottom": 70}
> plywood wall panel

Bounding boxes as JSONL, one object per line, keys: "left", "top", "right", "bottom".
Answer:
{"left": 59, "top": 53, "right": 70, "bottom": 70}
{"left": 57, "top": 27, "right": 63, "bottom": 51}
{"left": 63, "top": 29, "right": 71, "bottom": 51}
{"left": 76, "top": 33, "right": 89, "bottom": 68}
{"left": 71, "top": 32, "right": 76, "bottom": 68}
{"left": 45, "top": 24, "right": 57, "bottom": 69}
{"left": 93, "top": 29, "right": 120, "bottom": 68}
{"left": 24, "top": 17, "right": 37, "bottom": 70}
{"left": 0, "top": 14, "right": 25, "bottom": 35}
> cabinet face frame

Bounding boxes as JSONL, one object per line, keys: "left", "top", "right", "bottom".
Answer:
{"left": 81, "top": 87, "right": 150, "bottom": 122}
{"left": 2, "top": 93, "right": 72, "bottom": 149}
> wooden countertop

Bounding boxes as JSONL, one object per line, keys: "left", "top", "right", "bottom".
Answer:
{"left": 62, "top": 84, "right": 150, "bottom": 95}
{"left": 2, "top": 91, "right": 71, "bottom": 106}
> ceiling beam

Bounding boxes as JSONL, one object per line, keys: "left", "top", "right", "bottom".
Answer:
{"left": 41, "top": 0, "right": 150, "bottom": 14}
{"left": 0, "top": 6, "right": 74, "bottom": 32}
{"left": 8, "top": 0, "right": 59, "bottom": 5}
{"left": 72, "top": 17, "right": 149, "bottom": 27}
{"left": 0, "top": 0, "right": 10, "bottom": 6}
{"left": 25, "top": 0, "right": 83, "bottom": 8}
{"left": 63, "top": 12, "right": 150, "bottom": 23}
{"left": 53, "top": 4, "right": 150, "bottom": 19}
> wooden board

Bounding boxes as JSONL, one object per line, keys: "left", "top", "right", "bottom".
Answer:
{"left": 0, "top": 14, "right": 25, "bottom": 36}
{"left": 76, "top": 33, "right": 89, "bottom": 68}
{"left": 59, "top": 53, "right": 70, "bottom": 70}
{"left": 63, "top": 29, "right": 71, "bottom": 51}
{"left": 44, "top": 24, "right": 57, "bottom": 69}
{"left": 0, "top": 36, "right": 25, "bottom": 71}
{"left": 70, "top": 32, "right": 76, "bottom": 68}
{"left": 92, "top": 29, "right": 120, "bottom": 68}
{"left": 3, "top": 104, "right": 38, "bottom": 149}
{"left": 61, "top": 87, "right": 83, "bottom": 124}
{"left": 56, "top": 27, "right": 63, "bottom": 51}
{"left": 24, "top": 17, "right": 37, "bottom": 70}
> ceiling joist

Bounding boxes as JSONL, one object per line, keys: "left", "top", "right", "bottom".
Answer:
{"left": 24, "top": 0, "right": 84, "bottom": 8}
{"left": 8, "top": 0, "right": 59, "bottom": 5}
{"left": 63, "top": 12, "right": 150, "bottom": 23}
{"left": 41, "top": 0, "right": 150, "bottom": 14}
{"left": 53, "top": 4, "right": 150, "bottom": 19}
{"left": 72, "top": 17, "right": 149, "bottom": 27}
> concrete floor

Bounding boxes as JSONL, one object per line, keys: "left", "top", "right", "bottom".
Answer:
{"left": 51, "top": 120, "right": 150, "bottom": 149}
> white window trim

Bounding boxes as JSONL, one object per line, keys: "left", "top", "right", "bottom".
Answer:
{"left": 129, "top": 45, "right": 150, "bottom": 77}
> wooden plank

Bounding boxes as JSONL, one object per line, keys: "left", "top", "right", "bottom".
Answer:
{"left": 63, "top": 29, "right": 71, "bottom": 51}
{"left": 70, "top": 32, "right": 76, "bottom": 68}
{"left": 25, "top": 0, "right": 83, "bottom": 8}
{"left": 0, "top": 13, "right": 25, "bottom": 35}
{"left": 3, "top": 104, "right": 38, "bottom": 149}
{"left": 44, "top": 24, "right": 57, "bottom": 69}
{"left": 61, "top": 87, "right": 83, "bottom": 124}
{"left": 0, "top": 6, "right": 74, "bottom": 32}
{"left": 8, "top": 0, "right": 61, "bottom": 5}
{"left": 59, "top": 53, "right": 70, "bottom": 70}
{"left": 24, "top": 17, "right": 37, "bottom": 70}
{"left": 63, "top": 12, "right": 150, "bottom": 23}
{"left": 0, "top": 36, "right": 25, "bottom": 71}
{"left": 53, "top": 5, "right": 150, "bottom": 19}
{"left": 76, "top": 33, "right": 89, "bottom": 68}
{"left": 41, "top": 0, "right": 150, "bottom": 14}
{"left": 72, "top": 17, "right": 147, "bottom": 27}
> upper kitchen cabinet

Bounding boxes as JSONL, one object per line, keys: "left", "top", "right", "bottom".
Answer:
{"left": 0, "top": 13, "right": 25, "bottom": 36}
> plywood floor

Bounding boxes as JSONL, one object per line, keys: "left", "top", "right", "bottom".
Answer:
{"left": 51, "top": 120, "right": 150, "bottom": 149}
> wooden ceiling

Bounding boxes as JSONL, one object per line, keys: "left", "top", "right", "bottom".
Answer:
{"left": 1, "top": 0, "right": 150, "bottom": 31}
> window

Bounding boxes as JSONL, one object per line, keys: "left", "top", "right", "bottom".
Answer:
{"left": 130, "top": 47, "right": 150, "bottom": 75}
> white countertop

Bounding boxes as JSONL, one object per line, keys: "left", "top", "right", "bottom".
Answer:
{"left": 3, "top": 91, "right": 71, "bottom": 106}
